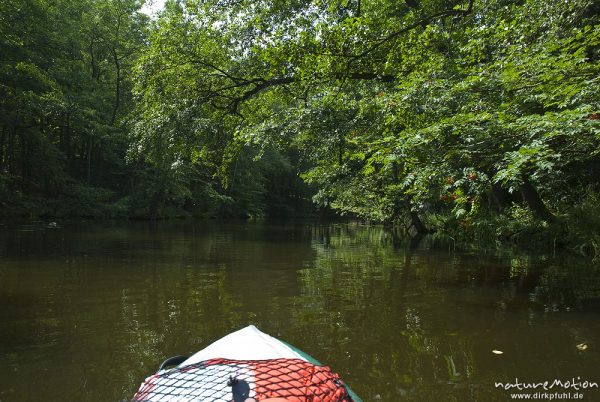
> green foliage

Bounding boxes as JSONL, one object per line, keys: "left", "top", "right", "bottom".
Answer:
{"left": 2, "top": 0, "right": 599, "bottom": 252}
{"left": 0, "top": 0, "right": 150, "bottom": 219}
{"left": 562, "top": 191, "right": 600, "bottom": 257}
{"left": 120, "top": 0, "right": 599, "bottom": 247}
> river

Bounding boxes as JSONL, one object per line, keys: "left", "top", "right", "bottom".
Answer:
{"left": 1, "top": 221, "right": 599, "bottom": 401}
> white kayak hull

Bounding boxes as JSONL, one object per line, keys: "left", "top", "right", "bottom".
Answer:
{"left": 133, "top": 325, "right": 362, "bottom": 402}
{"left": 181, "top": 325, "right": 306, "bottom": 365}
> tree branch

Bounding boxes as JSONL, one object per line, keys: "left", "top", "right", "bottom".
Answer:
{"left": 226, "top": 72, "right": 395, "bottom": 113}
{"left": 350, "top": 1, "right": 474, "bottom": 62}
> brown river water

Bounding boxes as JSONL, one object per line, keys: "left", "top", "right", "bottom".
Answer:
{"left": 1, "top": 221, "right": 599, "bottom": 401}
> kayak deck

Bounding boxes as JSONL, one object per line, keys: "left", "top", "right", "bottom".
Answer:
{"left": 132, "top": 325, "right": 362, "bottom": 402}
{"left": 181, "top": 325, "right": 305, "bottom": 365}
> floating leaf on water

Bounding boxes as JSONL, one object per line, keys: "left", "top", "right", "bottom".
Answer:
{"left": 492, "top": 350, "right": 504, "bottom": 355}
{"left": 576, "top": 343, "right": 588, "bottom": 351}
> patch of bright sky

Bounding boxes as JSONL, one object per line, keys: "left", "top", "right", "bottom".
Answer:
{"left": 141, "top": 0, "right": 166, "bottom": 16}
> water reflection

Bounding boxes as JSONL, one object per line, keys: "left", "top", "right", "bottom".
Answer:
{"left": 0, "top": 222, "right": 598, "bottom": 401}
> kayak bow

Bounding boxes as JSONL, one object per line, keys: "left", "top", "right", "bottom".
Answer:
{"left": 132, "top": 325, "right": 362, "bottom": 402}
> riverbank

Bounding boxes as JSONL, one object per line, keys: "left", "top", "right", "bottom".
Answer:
{"left": 3, "top": 202, "right": 599, "bottom": 260}
{"left": 419, "top": 195, "right": 600, "bottom": 259}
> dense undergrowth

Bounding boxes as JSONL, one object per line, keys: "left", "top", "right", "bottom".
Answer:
{"left": 419, "top": 191, "right": 600, "bottom": 258}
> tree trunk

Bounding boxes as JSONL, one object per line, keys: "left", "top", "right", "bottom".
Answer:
{"left": 20, "top": 131, "right": 28, "bottom": 183}
{"left": 9, "top": 109, "right": 19, "bottom": 175}
{"left": 0, "top": 125, "right": 6, "bottom": 171}
{"left": 89, "top": 37, "right": 99, "bottom": 80}
{"left": 520, "top": 177, "right": 555, "bottom": 221}
{"left": 110, "top": 46, "right": 121, "bottom": 125}
{"left": 410, "top": 211, "right": 429, "bottom": 234}
{"left": 61, "top": 111, "right": 72, "bottom": 170}
{"left": 87, "top": 136, "right": 93, "bottom": 185}
{"left": 149, "top": 188, "right": 165, "bottom": 220}
{"left": 8, "top": 127, "right": 16, "bottom": 175}
{"left": 490, "top": 182, "right": 511, "bottom": 212}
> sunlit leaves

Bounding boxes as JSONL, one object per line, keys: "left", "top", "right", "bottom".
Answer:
{"left": 129, "top": 0, "right": 599, "bottom": 224}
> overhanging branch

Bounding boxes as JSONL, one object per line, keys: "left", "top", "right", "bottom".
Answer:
{"left": 226, "top": 72, "right": 395, "bottom": 113}
{"left": 350, "top": 0, "right": 474, "bottom": 62}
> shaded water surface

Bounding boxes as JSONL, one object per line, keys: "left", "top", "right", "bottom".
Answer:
{"left": 1, "top": 222, "right": 599, "bottom": 401}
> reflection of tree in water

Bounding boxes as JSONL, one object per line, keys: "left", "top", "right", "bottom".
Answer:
{"left": 295, "top": 225, "right": 600, "bottom": 401}
{"left": 529, "top": 263, "right": 600, "bottom": 312}
{"left": 115, "top": 223, "right": 320, "bottom": 399}
{"left": 4, "top": 223, "right": 598, "bottom": 402}
{"left": 295, "top": 226, "right": 473, "bottom": 400}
